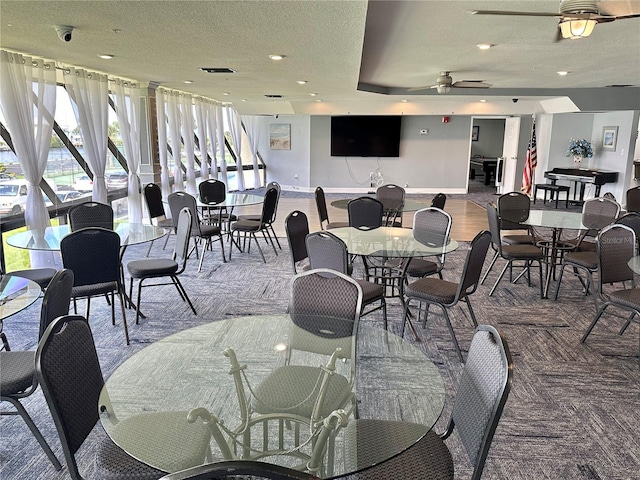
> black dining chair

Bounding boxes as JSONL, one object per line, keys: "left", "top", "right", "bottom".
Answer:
{"left": 626, "top": 186, "right": 640, "bottom": 213}
{"left": 238, "top": 181, "right": 282, "bottom": 250}
{"left": 340, "top": 324, "right": 513, "bottom": 480}
{"left": 143, "top": 183, "right": 174, "bottom": 255}
{"left": 376, "top": 183, "right": 405, "bottom": 226}
{"left": 314, "top": 186, "right": 348, "bottom": 230}
{"left": 36, "top": 315, "right": 211, "bottom": 480}
{"left": 284, "top": 210, "right": 310, "bottom": 274}
{"left": 198, "top": 178, "right": 237, "bottom": 234}
{"left": 68, "top": 201, "right": 114, "bottom": 231}
{"left": 430, "top": 192, "right": 447, "bottom": 210}
{"left": 0, "top": 268, "right": 73, "bottom": 471}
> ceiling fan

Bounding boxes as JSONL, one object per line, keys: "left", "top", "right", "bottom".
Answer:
{"left": 470, "top": 0, "right": 640, "bottom": 40}
{"left": 409, "top": 71, "right": 491, "bottom": 94}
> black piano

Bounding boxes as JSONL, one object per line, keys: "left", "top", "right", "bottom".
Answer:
{"left": 544, "top": 168, "right": 618, "bottom": 203}
{"left": 470, "top": 158, "right": 498, "bottom": 186}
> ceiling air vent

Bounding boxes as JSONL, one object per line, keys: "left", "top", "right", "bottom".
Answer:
{"left": 200, "top": 67, "right": 235, "bottom": 74}
{"left": 264, "top": 94, "right": 283, "bottom": 98}
{"left": 605, "top": 84, "right": 633, "bottom": 88}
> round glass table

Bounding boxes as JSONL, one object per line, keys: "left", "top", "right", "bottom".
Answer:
{"left": 330, "top": 198, "right": 427, "bottom": 212}
{"left": 0, "top": 275, "right": 40, "bottom": 320}
{"left": 99, "top": 314, "right": 445, "bottom": 477}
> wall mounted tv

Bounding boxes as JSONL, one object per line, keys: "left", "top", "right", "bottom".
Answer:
{"left": 331, "top": 116, "right": 402, "bottom": 157}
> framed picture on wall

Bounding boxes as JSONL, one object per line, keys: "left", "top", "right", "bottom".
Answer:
{"left": 602, "top": 126, "right": 618, "bottom": 151}
{"left": 472, "top": 126, "right": 479, "bottom": 141}
{"left": 270, "top": 124, "right": 291, "bottom": 150}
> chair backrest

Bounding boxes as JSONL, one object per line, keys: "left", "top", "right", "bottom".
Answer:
{"left": 596, "top": 224, "right": 636, "bottom": 288}
{"left": 60, "top": 228, "right": 122, "bottom": 289}
{"left": 615, "top": 212, "right": 640, "bottom": 242}
{"left": 168, "top": 191, "right": 201, "bottom": 236}
{"left": 285, "top": 210, "right": 310, "bottom": 273}
{"left": 430, "top": 193, "right": 447, "bottom": 210}
{"left": 497, "top": 191, "right": 530, "bottom": 230}
{"left": 198, "top": 179, "right": 226, "bottom": 205}
{"left": 68, "top": 202, "right": 114, "bottom": 231}
{"left": 486, "top": 202, "right": 503, "bottom": 255}
{"left": 174, "top": 207, "right": 193, "bottom": 270}
{"left": 266, "top": 181, "right": 281, "bottom": 223}
{"left": 449, "top": 324, "right": 513, "bottom": 480}
{"left": 305, "top": 231, "right": 349, "bottom": 274}
{"left": 582, "top": 196, "right": 620, "bottom": 229}
{"left": 626, "top": 186, "right": 640, "bottom": 213}
{"left": 603, "top": 192, "right": 616, "bottom": 201}
{"left": 412, "top": 207, "right": 452, "bottom": 249}
{"left": 158, "top": 461, "right": 320, "bottom": 480}
{"left": 347, "top": 197, "right": 384, "bottom": 229}
{"left": 143, "top": 183, "right": 167, "bottom": 220}
{"left": 314, "top": 186, "right": 330, "bottom": 228}
{"left": 288, "top": 269, "right": 362, "bottom": 359}
{"left": 36, "top": 315, "right": 104, "bottom": 480}
{"left": 38, "top": 268, "right": 74, "bottom": 339}
{"left": 260, "top": 187, "right": 279, "bottom": 225}
{"left": 376, "top": 184, "right": 405, "bottom": 211}
{"left": 456, "top": 230, "right": 492, "bottom": 300}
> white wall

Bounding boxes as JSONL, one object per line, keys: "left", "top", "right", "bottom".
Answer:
{"left": 471, "top": 119, "right": 505, "bottom": 158}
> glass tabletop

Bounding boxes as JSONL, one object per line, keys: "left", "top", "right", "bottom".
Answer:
{"left": 99, "top": 314, "right": 445, "bottom": 476}
{"left": 6, "top": 223, "right": 169, "bottom": 251}
{"left": 330, "top": 198, "right": 427, "bottom": 212}
{"left": 0, "top": 275, "right": 41, "bottom": 321}
{"left": 329, "top": 226, "right": 458, "bottom": 258}
{"left": 628, "top": 256, "right": 640, "bottom": 274}
{"left": 197, "top": 193, "right": 264, "bottom": 208}
{"left": 524, "top": 210, "right": 616, "bottom": 231}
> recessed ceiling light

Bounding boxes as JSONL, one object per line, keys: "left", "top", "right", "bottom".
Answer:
{"left": 309, "top": 92, "right": 318, "bottom": 96}
{"left": 315, "top": 99, "right": 323, "bottom": 103}
{"left": 557, "top": 71, "right": 569, "bottom": 76}
{"left": 183, "top": 80, "right": 193, "bottom": 84}
{"left": 99, "top": 54, "right": 114, "bottom": 59}
{"left": 241, "top": 99, "right": 247, "bottom": 102}
{"left": 223, "top": 92, "right": 230, "bottom": 96}
{"left": 269, "top": 54, "right": 285, "bottom": 61}
{"left": 297, "top": 80, "right": 307, "bottom": 85}
{"left": 401, "top": 99, "right": 408, "bottom": 103}
{"left": 479, "top": 99, "right": 487, "bottom": 103}
{"left": 476, "top": 44, "right": 493, "bottom": 50}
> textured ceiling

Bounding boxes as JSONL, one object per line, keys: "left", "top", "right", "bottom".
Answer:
{"left": 0, "top": 0, "right": 639, "bottom": 115}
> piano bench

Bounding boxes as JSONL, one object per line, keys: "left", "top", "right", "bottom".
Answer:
{"left": 534, "top": 184, "right": 570, "bottom": 209}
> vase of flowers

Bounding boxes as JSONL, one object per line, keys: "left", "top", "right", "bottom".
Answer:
{"left": 567, "top": 139, "right": 593, "bottom": 166}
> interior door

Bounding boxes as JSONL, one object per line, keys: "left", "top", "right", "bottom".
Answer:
{"left": 499, "top": 117, "right": 521, "bottom": 194}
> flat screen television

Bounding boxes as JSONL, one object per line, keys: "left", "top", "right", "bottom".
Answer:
{"left": 331, "top": 116, "right": 402, "bottom": 157}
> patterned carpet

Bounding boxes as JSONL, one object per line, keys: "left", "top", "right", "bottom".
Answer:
{"left": 1, "top": 184, "right": 638, "bottom": 479}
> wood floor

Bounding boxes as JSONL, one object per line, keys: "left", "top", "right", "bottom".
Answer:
{"left": 232, "top": 197, "right": 489, "bottom": 242}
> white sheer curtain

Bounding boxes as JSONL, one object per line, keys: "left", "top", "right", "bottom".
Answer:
{"left": 242, "top": 114, "right": 262, "bottom": 188}
{"left": 204, "top": 102, "right": 217, "bottom": 180}
{"left": 113, "top": 79, "right": 142, "bottom": 222}
{"left": 156, "top": 88, "right": 171, "bottom": 200}
{"left": 216, "top": 104, "right": 228, "bottom": 186}
{"left": 194, "top": 98, "right": 210, "bottom": 181}
{"left": 65, "top": 67, "right": 109, "bottom": 203}
{"left": 180, "top": 94, "right": 197, "bottom": 195}
{"left": 0, "top": 51, "right": 56, "bottom": 267}
{"left": 226, "top": 106, "right": 244, "bottom": 191}
{"left": 166, "top": 91, "right": 184, "bottom": 191}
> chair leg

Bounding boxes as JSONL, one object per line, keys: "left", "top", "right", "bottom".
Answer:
{"left": 441, "top": 307, "right": 464, "bottom": 363}
{"left": 581, "top": 304, "right": 609, "bottom": 343}
{"left": 618, "top": 312, "right": 636, "bottom": 335}
{"left": 553, "top": 263, "right": 567, "bottom": 300}
{"left": 480, "top": 250, "right": 499, "bottom": 285}
{"left": 269, "top": 225, "right": 282, "bottom": 250}
{"left": 0, "top": 332, "right": 10, "bottom": 351}
{"left": 1, "top": 397, "right": 62, "bottom": 471}
{"left": 173, "top": 276, "right": 197, "bottom": 315}
{"left": 117, "top": 290, "right": 130, "bottom": 346}
{"left": 489, "top": 262, "right": 511, "bottom": 296}
{"left": 251, "top": 232, "right": 266, "bottom": 263}
{"left": 464, "top": 297, "right": 479, "bottom": 327}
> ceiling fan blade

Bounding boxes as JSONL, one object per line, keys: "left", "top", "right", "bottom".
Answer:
{"left": 406, "top": 85, "right": 437, "bottom": 92}
{"left": 452, "top": 81, "right": 491, "bottom": 88}
{"left": 554, "top": 23, "right": 564, "bottom": 42}
{"left": 469, "top": 10, "right": 561, "bottom": 17}
{"left": 605, "top": 13, "right": 640, "bottom": 22}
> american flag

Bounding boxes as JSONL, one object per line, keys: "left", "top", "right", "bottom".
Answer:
{"left": 521, "top": 120, "right": 537, "bottom": 195}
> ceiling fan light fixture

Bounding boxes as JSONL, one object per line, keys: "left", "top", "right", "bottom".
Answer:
{"left": 560, "top": 18, "right": 596, "bottom": 39}
{"left": 436, "top": 84, "right": 451, "bottom": 94}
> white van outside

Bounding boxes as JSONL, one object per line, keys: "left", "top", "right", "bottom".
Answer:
{"left": 0, "top": 180, "right": 29, "bottom": 216}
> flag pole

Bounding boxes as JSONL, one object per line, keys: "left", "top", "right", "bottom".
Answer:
{"left": 529, "top": 114, "right": 536, "bottom": 196}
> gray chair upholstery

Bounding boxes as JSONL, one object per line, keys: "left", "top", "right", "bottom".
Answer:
{"left": 485, "top": 203, "right": 544, "bottom": 298}
{"left": 430, "top": 193, "right": 446, "bottom": 210}
{"left": 402, "top": 230, "right": 491, "bottom": 362}
{"left": 224, "top": 270, "right": 361, "bottom": 470}
{"left": 564, "top": 197, "right": 621, "bottom": 252}
{"left": 405, "top": 207, "right": 452, "bottom": 280}
{"left": 375, "top": 184, "right": 405, "bottom": 227}
{"left": 0, "top": 268, "right": 73, "bottom": 471}
{"left": 285, "top": 210, "right": 310, "bottom": 274}
{"left": 497, "top": 191, "right": 536, "bottom": 244}
{"left": 0, "top": 267, "right": 57, "bottom": 291}
{"left": 36, "top": 315, "right": 212, "bottom": 480}
{"left": 168, "top": 191, "right": 226, "bottom": 272}
{"left": 341, "top": 324, "right": 513, "bottom": 480}
{"left": 229, "top": 187, "right": 279, "bottom": 263}
{"left": 159, "top": 462, "right": 320, "bottom": 480}
{"left": 581, "top": 224, "right": 640, "bottom": 346}
{"left": 143, "top": 183, "right": 174, "bottom": 255}
{"left": 198, "top": 179, "right": 237, "bottom": 234}
{"left": 306, "top": 231, "right": 387, "bottom": 328}
{"left": 127, "top": 208, "right": 197, "bottom": 324}
{"left": 69, "top": 201, "right": 114, "bottom": 231}
{"left": 314, "top": 186, "right": 348, "bottom": 230}
{"left": 60, "top": 227, "right": 130, "bottom": 344}
{"left": 626, "top": 186, "right": 640, "bottom": 213}
{"left": 347, "top": 197, "right": 383, "bottom": 229}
